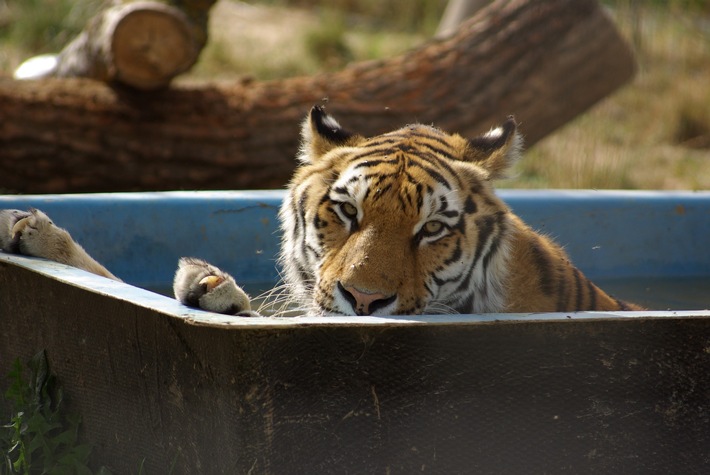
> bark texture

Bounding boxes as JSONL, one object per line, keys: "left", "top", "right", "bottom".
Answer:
{"left": 436, "top": 0, "right": 492, "bottom": 38}
{"left": 0, "top": 0, "right": 636, "bottom": 194}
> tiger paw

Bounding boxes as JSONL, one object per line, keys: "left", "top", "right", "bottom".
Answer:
{"left": 0, "top": 208, "right": 119, "bottom": 280}
{"left": 173, "top": 257, "right": 256, "bottom": 316}
{"left": 0, "top": 209, "right": 32, "bottom": 254}
{"left": 0, "top": 208, "right": 72, "bottom": 260}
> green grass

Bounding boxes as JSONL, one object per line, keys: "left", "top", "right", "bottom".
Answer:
{"left": 1, "top": 351, "right": 102, "bottom": 475}
{"left": 503, "top": 2, "right": 710, "bottom": 190}
{"left": 0, "top": 0, "right": 101, "bottom": 62}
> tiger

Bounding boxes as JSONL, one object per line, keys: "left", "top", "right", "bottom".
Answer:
{"left": 278, "top": 106, "right": 641, "bottom": 315}
{"left": 0, "top": 106, "right": 641, "bottom": 316}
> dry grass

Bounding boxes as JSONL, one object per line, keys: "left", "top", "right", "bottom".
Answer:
{"left": 1, "top": 0, "right": 708, "bottom": 190}
{"left": 505, "top": 3, "right": 710, "bottom": 190}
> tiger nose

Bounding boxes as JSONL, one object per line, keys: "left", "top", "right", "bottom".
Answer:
{"left": 338, "top": 282, "right": 396, "bottom": 316}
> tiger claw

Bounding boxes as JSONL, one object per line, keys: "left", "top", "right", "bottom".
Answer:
{"left": 199, "top": 275, "right": 224, "bottom": 291}
{"left": 0, "top": 209, "right": 32, "bottom": 254}
{"left": 11, "top": 215, "right": 31, "bottom": 240}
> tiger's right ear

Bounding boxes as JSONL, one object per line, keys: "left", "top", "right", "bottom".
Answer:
{"left": 464, "top": 117, "right": 523, "bottom": 179}
{"left": 298, "top": 106, "right": 359, "bottom": 163}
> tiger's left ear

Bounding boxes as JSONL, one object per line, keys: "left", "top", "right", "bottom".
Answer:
{"left": 464, "top": 117, "right": 523, "bottom": 179}
{"left": 298, "top": 106, "right": 360, "bottom": 163}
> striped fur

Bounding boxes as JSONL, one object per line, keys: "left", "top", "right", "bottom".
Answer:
{"left": 278, "top": 106, "right": 640, "bottom": 316}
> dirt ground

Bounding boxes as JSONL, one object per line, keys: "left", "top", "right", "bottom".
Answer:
{"left": 185, "top": 1, "right": 320, "bottom": 81}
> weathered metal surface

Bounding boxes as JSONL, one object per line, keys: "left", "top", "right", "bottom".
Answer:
{"left": 2, "top": 256, "right": 710, "bottom": 473}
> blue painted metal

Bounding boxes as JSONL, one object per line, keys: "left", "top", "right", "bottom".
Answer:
{"left": 501, "top": 190, "right": 710, "bottom": 279}
{"left": 0, "top": 191, "right": 283, "bottom": 289}
{"left": 1, "top": 190, "right": 709, "bottom": 289}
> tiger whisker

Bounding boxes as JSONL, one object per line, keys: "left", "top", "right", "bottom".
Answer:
{"left": 423, "top": 301, "right": 460, "bottom": 315}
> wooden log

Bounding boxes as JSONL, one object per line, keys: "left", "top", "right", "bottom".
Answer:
{"left": 436, "top": 0, "right": 492, "bottom": 38}
{"left": 15, "top": 0, "right": 215, "bottom": 90}
{"left": 0, "top": 0, "right": 635, "bottom": 194}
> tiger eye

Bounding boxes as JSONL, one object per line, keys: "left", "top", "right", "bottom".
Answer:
{"left": 341, "top": 202, "right": 358, "bottom": 219}
{"left": 423, "top": 220, "right": 443, "bottom": 235}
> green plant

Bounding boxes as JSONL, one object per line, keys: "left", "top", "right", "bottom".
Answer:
{"left": 1, "top": 351, "right": 102, "bottom": 475}
{"left": 0, "top": 0, "right": 101, "bottom": 52}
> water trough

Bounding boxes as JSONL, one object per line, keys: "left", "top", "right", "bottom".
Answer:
{"left": 1, "top": 190, "right": 709, "bottom": 473}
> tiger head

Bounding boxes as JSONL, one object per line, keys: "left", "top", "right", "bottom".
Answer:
{"left": 278, "top": 106, "right": 522, "bottom": 316}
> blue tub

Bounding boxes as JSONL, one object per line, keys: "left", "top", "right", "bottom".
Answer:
{"left": 1, "top": 190, "right": 708, "bottom": 310}
{"left": 1, "top": 190, "right": 709, "bottom": 473}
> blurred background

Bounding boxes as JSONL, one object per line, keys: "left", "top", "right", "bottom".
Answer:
{"left": 1, "top": 0, "right": 708, "bottom": 190}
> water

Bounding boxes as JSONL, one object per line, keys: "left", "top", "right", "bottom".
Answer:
{"left": 147, "top": 277, "right": 710, "bottom": 313}
{"left": 594, "top": 276, "right": 710, "bottom": 311}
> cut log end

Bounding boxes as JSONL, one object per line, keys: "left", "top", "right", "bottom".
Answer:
{"left": 111, "top": 4, "right": 199, "bottom": 89}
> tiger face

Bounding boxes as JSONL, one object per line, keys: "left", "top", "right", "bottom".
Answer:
{"left": 279, "top": 106, "right": 522, "bottom": 316}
